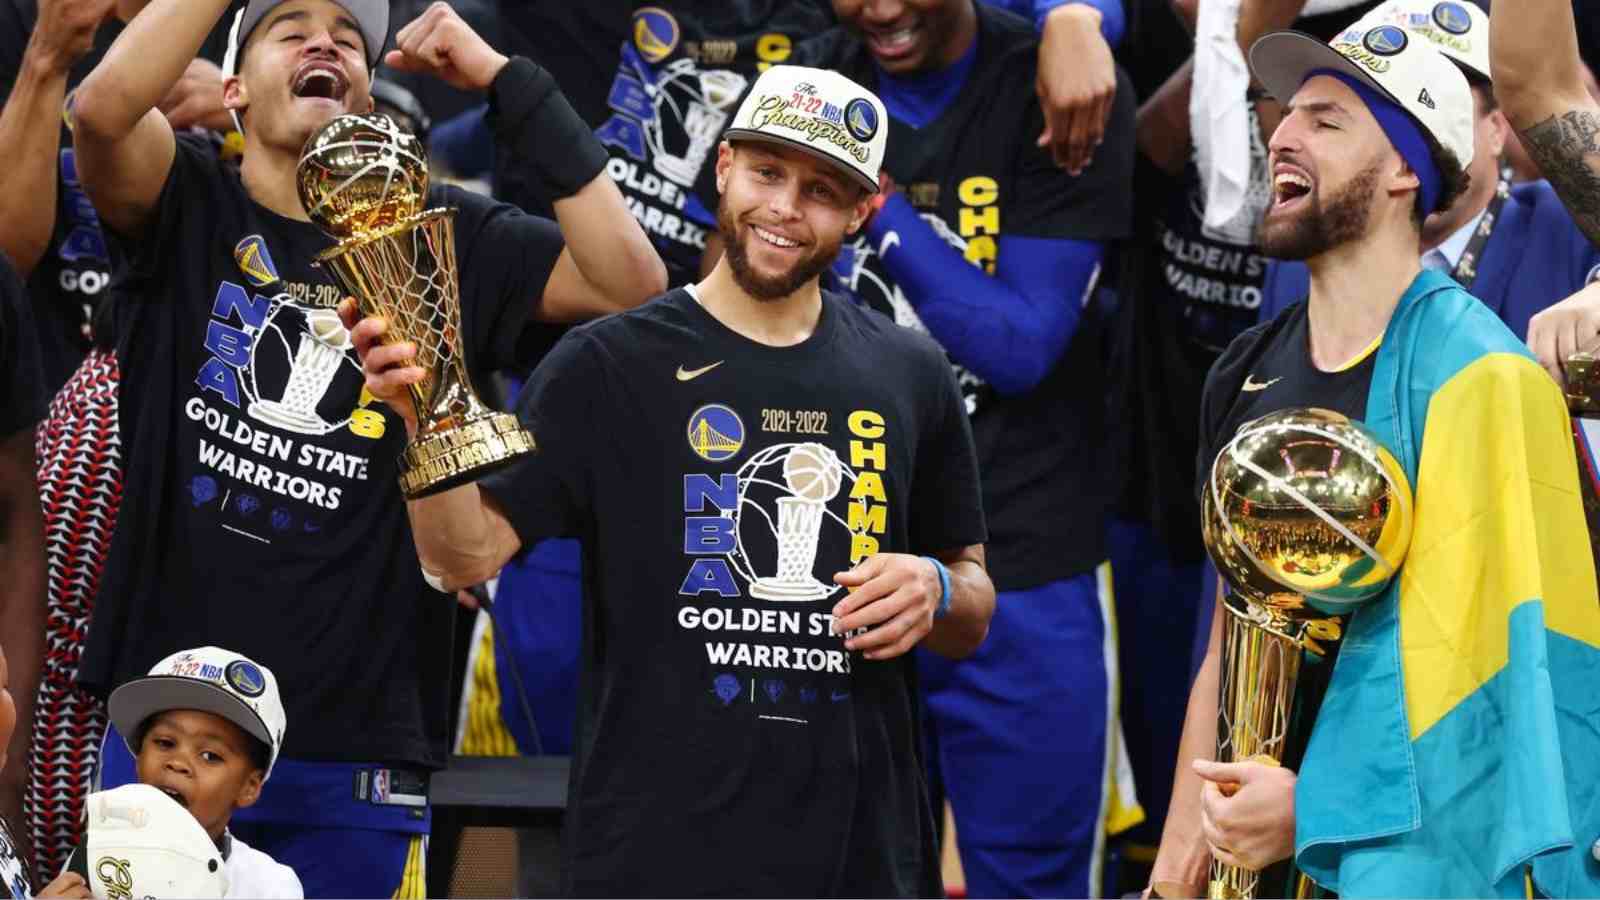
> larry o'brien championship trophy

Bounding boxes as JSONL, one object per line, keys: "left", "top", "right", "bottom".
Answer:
{"left": 1562, "top": 350, "right": 1600, "bottom": 576}
{"left": 296, "top": 114, "right": 534, "bottom": 498}
{"left": 1195, "top": 408, "right": 1414, "bottom": 899}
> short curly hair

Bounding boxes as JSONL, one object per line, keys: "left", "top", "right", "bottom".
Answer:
{"left": 1413, "top": 130, "right": 1471, "bottom": 226}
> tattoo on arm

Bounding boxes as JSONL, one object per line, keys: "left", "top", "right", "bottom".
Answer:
{"left": 1522, "top": 109, "right": 1600, "bottom": 247}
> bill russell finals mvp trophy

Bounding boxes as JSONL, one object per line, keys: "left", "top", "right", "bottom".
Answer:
{"left": 297, "top": 113, "right": 534, "bottom": 498}
{"left": 1194, "top": 408, "right": 1413, "bottom": 900}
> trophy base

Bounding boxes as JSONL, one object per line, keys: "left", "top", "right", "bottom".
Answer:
{"left": 248, "top": 400, "right": 331, "bottom": 434}
{"left": 749, "top": 578, "right": 834, "bottom": 602}
{"left": 399, "top": 412, "right": 535, "bottom": 500}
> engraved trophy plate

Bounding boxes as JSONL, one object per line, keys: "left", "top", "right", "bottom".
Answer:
{"left": 1200, "top": 408, "right": 1414, "bottom": 899}
{"left": 296, "top": 114, "right": 534, "bottom": 499}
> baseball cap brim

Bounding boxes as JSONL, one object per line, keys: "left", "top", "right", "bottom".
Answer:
{"left": 109, "top": 676, "right": 274, "bottom": 760}
{"left": 1251, "top": 30, "right": 1404, "bottom": 114}
{"left": 723, "top": 128, "right": 881, "bottom": 196}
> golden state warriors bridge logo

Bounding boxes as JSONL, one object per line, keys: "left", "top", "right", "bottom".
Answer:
{"left": 688, "top": 404, "right": 745, "bottom": 462}
{"left": 633, "top": 7, "right": 680, "bottom": 63}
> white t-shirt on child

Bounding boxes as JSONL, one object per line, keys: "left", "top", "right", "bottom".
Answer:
{"left": 224, "top": 833, "right": 302, "bottom": 899}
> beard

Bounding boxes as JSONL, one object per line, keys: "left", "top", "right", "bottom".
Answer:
{"left": 1257, "top": 163, "right": 1380, "bottom": 261}
{"left": 717, "top": 197, "right": 843, "bottom": 301}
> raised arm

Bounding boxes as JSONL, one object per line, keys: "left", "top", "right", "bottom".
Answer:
{"left": 0, "top": 0, "right": 112, "bottom": 276}
{"left": 390, "top": 3, "right": 664, "bottom": 320}
{"left": 1492, "top": 0, "right": 1600, "bottom": 246}
{"left": 69, "top": 0, "right": 232, "bottom": 237}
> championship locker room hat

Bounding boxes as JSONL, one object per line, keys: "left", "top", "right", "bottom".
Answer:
{"left": 1368, "top": 0, "right": 1490, "bottom": 81}
{"left": 75, "top": 784, "right": 228, "bottom": 899}
{"left": 724, "top": 65, "right": 888, "bottom": 195}
{"left": 1250, "top": 20, "right": 1475, "bottom": 212}
{"left": 109, "top": 647, "right": 287, "bottom": 779}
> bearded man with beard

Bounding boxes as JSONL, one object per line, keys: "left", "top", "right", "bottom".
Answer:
{"left": 1147, "top": 15, "right": 1600, "bottom": 899}
{"left": 342, "top": 64, "right": 996, "bottom": 899}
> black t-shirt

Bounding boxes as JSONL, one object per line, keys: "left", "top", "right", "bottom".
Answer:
{"left": 1194, "top": 301, "right": 1368, "bottom": 898}
{"left": 1110, "top": 156, "right": 1270, "bottom": 560}
{"left": 0, "top": 249, "right": 46, "bottom": 440}
{"left": 480, "top": 287, "right": 985, "bottom": 897}
{"left": 0, "top": 14, "right": 231, "bottom": 393}
{"left": 758, "top": 5, "right": 1135, "bottom": 589}
{"left": 496, "top": 0, "right": 836, "bottom": 286}
{"left": 80, "top": 136, "right": 563, "bottom": 768}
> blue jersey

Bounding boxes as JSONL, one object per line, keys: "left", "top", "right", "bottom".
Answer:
{"left": 1259, "top": 180, "right": 1600, "bottom": 337}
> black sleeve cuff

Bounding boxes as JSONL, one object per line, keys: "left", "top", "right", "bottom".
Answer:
{"left": 487, "top": 56, "right": 610, "bottom": 201}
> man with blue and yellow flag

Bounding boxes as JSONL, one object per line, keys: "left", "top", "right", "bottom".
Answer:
{"left": 1146, "top": 12, "right": 1600, "bottom": 899}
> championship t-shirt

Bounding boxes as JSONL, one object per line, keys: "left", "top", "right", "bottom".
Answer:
{"left": 1195, "top": 301, "right": 1369, "bottom": 899}
{"left": 479, "top": 287, "right": 986, "bottom": 897}
{"left": 760, "top": 4, "right": 1134, "bottom": 589}
{"left": 1110, "top": 155, "right": 1270, "bottom": 561}
{"left": 80, "top": 136, "right": 564, "bottom": 768}
{"left": 497, "top": 1, "right": 836, "bottom": 286}
{"left": 0, "top": 249, "right": 46, "bottom": 441}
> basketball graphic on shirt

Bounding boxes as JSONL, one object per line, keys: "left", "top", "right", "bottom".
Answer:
{"left": 783, "top": 442, "right": 843, "bottom": 502}
{"left": 726, "top": 443, "right": 857, "bottom": 602}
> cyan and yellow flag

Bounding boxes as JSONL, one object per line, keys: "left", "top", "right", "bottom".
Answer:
{"left": 1293, "top": 270, "right": 1600, "bottom": 897}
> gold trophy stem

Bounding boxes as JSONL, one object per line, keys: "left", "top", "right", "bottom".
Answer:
{"left": 1208, "top": 603, "right": 1303, "bottom": 900}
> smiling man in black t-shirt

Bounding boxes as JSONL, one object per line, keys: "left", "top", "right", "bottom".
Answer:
{"left": 65, "top": 0, "right": 665, "bottom": 893}
{"left": 347, "top": 64, "right": 995, "bottom": 898}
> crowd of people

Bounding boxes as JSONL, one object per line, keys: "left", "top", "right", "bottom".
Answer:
{"left": 0, "top": 0, "right": 1597, "bottom": 897}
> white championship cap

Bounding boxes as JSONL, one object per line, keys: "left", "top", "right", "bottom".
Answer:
{"left": 109, "top": 647, "right": 287, "bottom": 779}
{"left": 1250, "top": 20, "right": 1476, "bottom": 198}
{"left": 79, "top": 784, "right": 228, "bottom": 899}
{"left": 1367, "top": 0, "right": 1490, "bottom": 81}
{"left": 724, "top": 64, "right": 888, "bottom": 194}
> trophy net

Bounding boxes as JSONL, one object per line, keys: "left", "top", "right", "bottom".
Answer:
{"left": 318, "top": 209, "right": 534, "bottom": 498}
{"left": 750, "top": 496, "right": 828, "bottom": 601}
{"left": 320, "top": 210, "right": 465, "bottom": 426}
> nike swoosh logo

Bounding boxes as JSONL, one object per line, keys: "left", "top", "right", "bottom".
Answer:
{"left": 878, "top": 231, "right": 900, "bottom": 256}
{"left": 830, "top": 690, "right": 851, "bottom": 702}
{"left": 1241, "top": 374, "right": 1282, "bottom": 393}
{"left": 676, "top": 361, "right": 724, "bottom": 382}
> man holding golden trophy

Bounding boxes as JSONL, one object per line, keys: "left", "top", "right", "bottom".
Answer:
{"left": 1147, "top": 9, "right": 1600, "bottom": 899}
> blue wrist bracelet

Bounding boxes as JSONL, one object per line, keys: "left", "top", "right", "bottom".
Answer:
{"left": 922, "top": 556, "right": 953, "bottom": 619}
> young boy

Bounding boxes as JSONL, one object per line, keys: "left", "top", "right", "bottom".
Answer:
{"left": 101, "top": 647, "right": 300, "bottom": 897}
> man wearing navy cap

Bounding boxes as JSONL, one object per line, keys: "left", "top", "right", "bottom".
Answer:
{"left": 1148, "top": 13, "right": 1600, "bottom": 898}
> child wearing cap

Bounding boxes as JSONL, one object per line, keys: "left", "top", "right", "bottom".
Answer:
{"left": 103, "top": 647, "right": 300, "bottom": 898}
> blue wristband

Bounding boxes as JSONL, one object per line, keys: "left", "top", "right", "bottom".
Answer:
{"left": 922, "top": 556, "right": 953, "bottom": 619}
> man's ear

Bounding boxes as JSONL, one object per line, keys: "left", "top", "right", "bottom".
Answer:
{"left": 223, "top": 76, "right": 247, "bottom": 113}
{"left": 1389, "top": 154, "right": 1422, "bottom": 202}
{"left": 234, "top": 770, "right": 264, "bottom": 809}
{"left": 1486, "top": 109, "right": 1510, "bottom": 160}
{"left": 715, "top": 140, "right": 734, "bottom": 195}
{"left": 845, "top": 191, "right": 874, "bottom": 236}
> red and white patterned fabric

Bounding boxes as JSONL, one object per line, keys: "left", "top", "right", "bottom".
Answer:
{"left": 26, "top": 348, "right": 120, "bottom": 878}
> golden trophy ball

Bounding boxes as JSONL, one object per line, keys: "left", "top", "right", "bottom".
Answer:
{"left": 297, "top": 113, "right": 535, "bottom": 499}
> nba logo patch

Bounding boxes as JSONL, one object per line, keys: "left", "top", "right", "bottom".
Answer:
{"left": 688, "top": 404, "right": 745, "bottom": 462}
{"left": 632, "top": 7, "right": 680, "bottom": 63}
